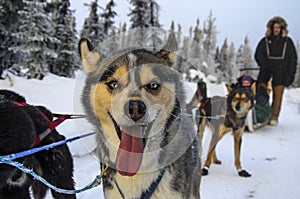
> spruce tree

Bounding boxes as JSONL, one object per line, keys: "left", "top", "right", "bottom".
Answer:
{"left": 242, "top": 36, "right": 255, "bottom": 77}
{"left": 217, "top": 38, "right": 231, "bottom": 81}
{"left": 190, "top": 18, "right": 202, "bottom": 59}
{"left": 101, "top": 0, "right": 117, "bottom": 36}
{"left": 235, "top": 36, "right": 255, "bottom": 78}
{"left": 127, "top": 0, "right": 150, "bottom": 47}
{"left": 176, "top": 23, "right": 182, "bottom": 47}
{"left": 128, "top": 0, "right": 149, "bottom": 29}
{"left": 80, "top": 0, "right": 104, "bottom": 45}
{"left": 49, "top": 0, "right": 80, "bottom": 77}
{"left": 10, "top": 0, "right": 58, "bottom": 80}
{"left": 203, "top": 10, "right": 217, "bottom": 59}
{"left": 235, "top": 45, "right": 244, "bottom": 72}
{"left": 148, "top": 0, "right": 161, "bottom": 50}
{"left": 228, "top": 42, "right": 236, "bottom": 82}
{"left": 188, "top": 18, "right": 205, "bottom": 77}
{"left": 119, "top": 22, "right": 127, "bottom": 49}
{"left": 0, "top": 0, "right": 24, "bottom": 78}
{"left": 149, "top": 0, "right": 160, "bottom": 27}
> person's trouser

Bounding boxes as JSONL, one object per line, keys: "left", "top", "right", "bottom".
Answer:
{"left": 271, "top": 85, "right": 285, "bottom": 120}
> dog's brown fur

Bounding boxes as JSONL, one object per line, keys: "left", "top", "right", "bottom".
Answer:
{"left": 188, "top": 81, "right": 256, "bottom": 177}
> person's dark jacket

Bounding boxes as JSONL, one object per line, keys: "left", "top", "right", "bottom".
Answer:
{"left": 254, "top": 16, "right": 298, "bottom": 86}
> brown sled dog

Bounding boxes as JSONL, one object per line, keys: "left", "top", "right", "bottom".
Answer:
{"left": 188, "top": 80, "right": 255, "bottom": 177}
{"left": 79, "top": 34, "right": 201, "bottom": 199}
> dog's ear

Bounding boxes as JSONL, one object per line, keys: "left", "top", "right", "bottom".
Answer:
{"left": 79, "top": 38, "right": 101, "bottom": 74}
{"left": 225, "top": 84, "right": 233, "bottom": 95}
{"left": 250, "top": 82, "right": 256, "bottom": 95}
{"left": 156, "top": 32, "right": 177, "bottom": 64}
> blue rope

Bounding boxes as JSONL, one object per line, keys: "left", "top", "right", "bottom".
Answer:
{"left": 0, "top": 131, "right": 105, "bottom": 195}
{"left": 1, "top": 159, "right": 105, "bottom": 194}
{"left": 0, "top": 132, "right": 96, "bottom": 161}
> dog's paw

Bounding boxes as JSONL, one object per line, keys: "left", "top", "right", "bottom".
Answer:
{"left": 238, "top": 170, "right": 251, "bottom": 177}
{"left": 201, "top": 168, "right": 209, "bottom": 176}
{"left": 213, "top": 159, "right": 222, "bottom": 165}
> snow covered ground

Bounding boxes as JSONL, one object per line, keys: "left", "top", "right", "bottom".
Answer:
{"left": 1, "top": 73, "right": 300, "bottom": 199}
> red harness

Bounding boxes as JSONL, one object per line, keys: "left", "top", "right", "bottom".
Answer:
{"left": 199, "top": 97, "right": 226, "bottom": 110}
{"left": 13, "top": 101, "right": 71, "bottom": 146}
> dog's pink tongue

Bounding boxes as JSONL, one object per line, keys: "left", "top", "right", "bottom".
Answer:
{"left": 116, "top": 126, "right": 144, "bottom": 176}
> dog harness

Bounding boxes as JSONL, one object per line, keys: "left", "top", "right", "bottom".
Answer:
{"left": 199, "top": 96, "right": 248, "bottom": 130}
{"left": 199, "top": 97, "right": 226, "bottom": 112}
{"left": 114, "top": 169, "right": 166, "bottom": 199}
{"left": 13, "top": 101, "right": 71, "bottom": 146}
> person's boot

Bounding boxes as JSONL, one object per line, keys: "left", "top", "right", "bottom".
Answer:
{"left": 269, "top": 85, "right": 284, "bottom": 126}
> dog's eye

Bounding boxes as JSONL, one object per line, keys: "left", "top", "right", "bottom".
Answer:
{"left": 146, "top": 81, "right": 161, "bottom": 91}
{"left": 107, "top": 80, "right": 118, "bottom": 90}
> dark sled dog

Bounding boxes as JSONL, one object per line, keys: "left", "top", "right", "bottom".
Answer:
{"left": 0, "top": 90, "right": 75, "bottom": 199}
{"left": 79, "top": 35, "right": 201, "bottom": 199}
{"left": 188, "top": 80, "right": 255, "bottom": 177}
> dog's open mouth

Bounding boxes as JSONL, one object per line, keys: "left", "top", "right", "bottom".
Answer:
{"left": 109, "top": 112, "right": 146, "bottom": 176}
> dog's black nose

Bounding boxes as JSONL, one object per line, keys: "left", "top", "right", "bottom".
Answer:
{"left": 124, "top": 100, "right": 146, "bottom": 121}
{"left": 236, "top": 102, "right": 241, "bottom": 111}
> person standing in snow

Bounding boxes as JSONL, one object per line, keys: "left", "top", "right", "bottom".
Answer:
{"left": 254, "top": 16, "right": 298, "bottom": 126}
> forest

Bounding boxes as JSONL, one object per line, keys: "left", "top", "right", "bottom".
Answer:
{"left": 1, "top": 0, "right": 300, "bottom": 87}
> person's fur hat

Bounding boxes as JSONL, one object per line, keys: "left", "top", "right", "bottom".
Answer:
{"left": 265, "top": 16, "right": 288, "bottom": 37}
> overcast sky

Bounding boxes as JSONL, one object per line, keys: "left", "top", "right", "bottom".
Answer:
{"left": 70, "top": 0, "right": 300, "bottom": 50}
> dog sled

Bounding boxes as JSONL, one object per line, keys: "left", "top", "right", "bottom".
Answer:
{"left": 238, "top": 68, "right": 272, "bottom": 132}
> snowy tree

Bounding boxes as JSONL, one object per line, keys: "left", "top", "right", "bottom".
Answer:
{"left": 9, "top": 0, "right": 58, "bottom": 80}
{"left": 228, "top": 42, "right": 237, "bottom": 82}
{"left": 187, "top": 18, "right": 206, "bottom": 78}
{"left": 149, "top": 0, "right": 160, "bottom": 27}
{"left": 235, "top": 45, "right": 244, "bottom": 72}
{"left": 237, "top": 36, "right": 255, "bottom": 78}
{"left": 242, "top": 36, "right": 255, "bottom": 73}
{"left": 216, "top": 38, "right": 233, "bottom": 82}
{"left": 190, "top": 18, "right": 202, "bottom": 59}
{"left": 170, "top": 22, "right": 184, "bottom": 73}
{"left": 128, "top": 0, "right": 160, "bottom": 28}
{"left": 101, "top": 0, "right": 117, "bottom": 36}
{"left": 0, "top": 0, "right": 24, "bottom": 77}
{"left": 128, "top": 0, "right": 150, "bottom": 29}
{"left": 176, "top": 23, "right": 182, "bottom": 46}
{"left": 119, "top": 22, "right": 127, "bottom": 49}
{"left": 170, "top": 21, "right": 175, "bottom": 32}
{"left": 176, "top": 37, "right": 190, "bottom": 73}
{"left": 203, "top": 10, "right": 218, "bottom": 59}
{"left": 127, "top": 0, "right": 162, "bottom": 48}
{"left": 127, "top": 0, "right": 150, "bottom": 46}
{"left": 218, "top": 41, "right": 237, "bottom": 83}
{"left": 80, "top": 0, "right": 104, "bottom": 45}
{"left": 49, "top": 0, "right": 80, "bottom": 77}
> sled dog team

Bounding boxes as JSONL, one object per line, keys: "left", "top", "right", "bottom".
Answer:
{"left": 0, "top": 35, "right": 255, "bottom": 199}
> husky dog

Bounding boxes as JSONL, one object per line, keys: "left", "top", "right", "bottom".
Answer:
{"left": 79, "top": 35, "right": 201, "bottom": 199}
{"left": 189, "top": 80, "right": 255, "bottom": 177}
{"left": 0, "top": 90, "right": 75, "bottom": 199}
